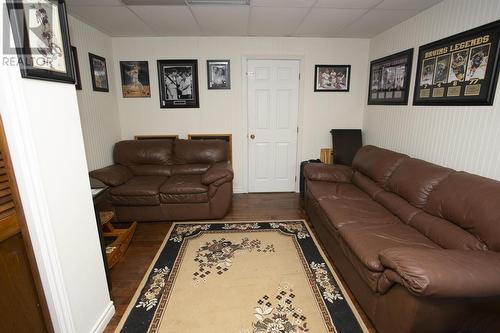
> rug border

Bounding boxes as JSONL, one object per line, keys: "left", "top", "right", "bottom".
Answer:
{"left": 114, "top": 220, "right": 370, "bottom": 333}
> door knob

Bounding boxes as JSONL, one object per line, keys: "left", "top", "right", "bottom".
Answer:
{"left": 250, "top": 134, "right": 255, "bottom": 140}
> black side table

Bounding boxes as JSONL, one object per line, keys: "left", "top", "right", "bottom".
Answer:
{"left": 92, "top": 187, "right": 112, "bottom": 292}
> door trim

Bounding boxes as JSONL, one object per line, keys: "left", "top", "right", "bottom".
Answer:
{"left": 241, "top": 55, "right": 305, "bottom": 193}
{"left": 0, "top": 54, "right": 77, "bottom": 332}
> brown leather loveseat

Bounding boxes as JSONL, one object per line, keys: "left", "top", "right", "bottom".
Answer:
{"left": 90, "top": 139, "right": 233, "bottom": 222}
{"left": 304, "top": 145, "right": 500, "bottom": 333}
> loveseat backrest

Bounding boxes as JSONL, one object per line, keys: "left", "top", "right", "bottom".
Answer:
{"left": 114, "top": 139, "right": 174, "bottom": 166}
{"left": 174, "top": 139, "right": 228, "bottom": 164}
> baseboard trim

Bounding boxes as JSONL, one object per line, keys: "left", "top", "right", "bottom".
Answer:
{"left": 233, "top": 186, "right": 246, "bottom": 194}
{"left": 91, "top": 301, "right": 115, "bottom": 333}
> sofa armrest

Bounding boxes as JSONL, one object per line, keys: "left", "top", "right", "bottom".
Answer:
{"left": 304, "top": 163, "right": 353, "bottom": 183}
{"left": 379, "top": 247, "right": 500, "bottom": 297}
{"left": 89, "top": 164, "right": 133, "bottom": 187}
{"left": 202, "top": 162, "right": 234, "bottom": 186}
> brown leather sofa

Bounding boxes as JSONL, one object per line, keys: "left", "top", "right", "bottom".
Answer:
{"left": 304, "top": 145, "right": 500, "bottom": 333}
{"left": 90, "top": 139, "right": 233, "bottom": 222}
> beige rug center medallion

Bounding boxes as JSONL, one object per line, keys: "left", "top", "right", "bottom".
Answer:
{"left": 117, "top": 221, "right": 368, "bottom": 333}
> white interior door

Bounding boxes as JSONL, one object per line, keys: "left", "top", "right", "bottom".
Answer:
{"left": 248, "top": 59, "right": 300, "bottom": 192}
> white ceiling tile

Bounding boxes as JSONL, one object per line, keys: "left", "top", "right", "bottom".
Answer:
{"left": 251, "top": 0, "right": 316, "bottom": 8}
{"left": 65, "top": 0, "right": 123, "bottom": 6}
{"left": 191, "top": 6, "right": 249, "bottom": 36}
{"left": 295, "top": 8, "right": 367, "bottom": 37}
{"left": 249, "top": 7, "right": 309, "bottom": 36}
{"left": 376, "top": 0, "right": 443, "bottom": 10}
{"left": 339, "top": 9, "right": 418, "bottom": 37}
{"left": 68, "top": 6, "right": 155, "bottom": 36}
{"left": 129, "top": 6, "right": 200, "bottom": 36}
{"left": 315, "top": 0, "right": 382, "bottom": 9}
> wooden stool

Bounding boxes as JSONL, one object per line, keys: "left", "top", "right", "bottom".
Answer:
{"left": 99, "top": 211, "right": 137, "bottom": 269}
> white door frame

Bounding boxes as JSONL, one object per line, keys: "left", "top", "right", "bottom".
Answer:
{"left": 241, "top": 55, "right": 305, "bottom": 193}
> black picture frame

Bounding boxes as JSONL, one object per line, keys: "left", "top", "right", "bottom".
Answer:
{"left": 120, "top": 61, "right": 151, "bottom": 98}
{"left": 368, "top": 49, "right": 413, "bottom": 105}
{"left": 314, "top": 65, "right": 350, "bottom": 92}
{"left": 157, "top": 59, "right": 200, "bottom": 109}
{"left": 89, "top": 53, "right": 109, "bottom": 92}
{"left": 71, "top": 46, "right": 82, "bottom": 90}
{"left": 207, "top": 60, "right": 231, "bottom": 90}
{"left": 6, "top": 0, "right": 75, "bottom": 84}
{"left": 413, "top": 19, "right": 500, "bottom": 106}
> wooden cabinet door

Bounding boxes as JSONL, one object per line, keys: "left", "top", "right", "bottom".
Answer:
{"left": 0, "top": 118, "right": 50, "bottom": 333}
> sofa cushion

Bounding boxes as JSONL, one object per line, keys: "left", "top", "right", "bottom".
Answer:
{"left": 160, "top": 175, "right": 209, "bottom": 204}
{"left": 338, "top": 222, "right": 439, "bottom": 272}
{"left": 307, "top": 181, "right": 370, "bottom": 201}
{"left": 114, "top": 140, "right": 174, "bottom": 166}
{"left": 128, "top": 165, "right": 172, "bottom": 177}
{"left": 171, "top": 164, "right": 210, "bottom": 175}
{"left": 352, "top": 171, "right": 383, "bottom": 199}
{"left": 174, "top": 139, "right": 228, "bottom": 164}
{"left": 352, "top": 145, "right": 409, "bottom": 187}
{"left": 425, "top": 171, "right": 500, "bottom": 251}
{"left": 319, "top": 197, "right": 400, "bottom": 230}
{"left": 386, "top": 158, "right": 453, "bottom": 208}
{"left": 110, "top": 176, "right": 166, "bottom": 206}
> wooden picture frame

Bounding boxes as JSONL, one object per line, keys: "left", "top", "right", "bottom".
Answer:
{"left": 89, "top": 53, "right": 109, "bottom": 92}
{"left": 188, "top": 134, "right": 232, "bottom": 163}
{"left": 157, "top": 59, "right": 200, "bottom": 108}
{"left": 314, "top": 65, "right": 351, "bottom": 92}
{"left": 71, "top": 46, "right": 82, "bottom": 90}
{"left": 134, "top": 135, "right": 179, "bottom": 140}
{"left": 413, "top": 19, "right": 500, "bottom": 106}
{"left": 368, "top": 49, "right": 413, "bottom": 105}
{"left": 6, "top": 0, "right": 75, "bottom": 84}
{"left": 120, "top": 61, "right": 151, "bottom": 98}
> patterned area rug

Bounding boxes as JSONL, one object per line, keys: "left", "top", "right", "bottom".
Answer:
{"left": 116, "top": 221, "right": 368, "bottom": 333}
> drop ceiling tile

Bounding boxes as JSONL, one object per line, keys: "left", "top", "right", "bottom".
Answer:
{"left": 129, "top": 6, "right": 200, "bottom": 36}
{"left": 295, "top": 8, "right": 367, "bottom": 37}
{"left": 249, "top": 7, "right": 309, "bottom": 36}
{"left": 68, "top": 6, "right": 155, "bottom": 36}
{"left": 340, "top": 8, "right": 418, "bottom": 38}
{"left": 251, "top": 0, "right": 316, "bottom": 7}
{"left": 65, "top": 0, "right": 123, "bottom": 6}
{"left": 315, "top": 0, "right": 381, "bottom": 9}
{"left": 376, "top": 0, "right": 443, "bottom": 10}
{"left": 191, "top": 6, "right": 249, "bottom": 36}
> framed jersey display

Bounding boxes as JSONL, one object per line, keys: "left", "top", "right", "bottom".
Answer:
{"left": 413, "top": 19, "right": 500, "bottom": 106}
{"left": 157, "top": 59, "right": 199, "bottom": 108}
{"left": 368, "top": 49, "right": 413, "bottom": 105}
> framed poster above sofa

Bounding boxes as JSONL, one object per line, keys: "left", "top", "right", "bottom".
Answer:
{"left": 157, "top": 59, "right": 200, "bottom": 109}
{"left": 368, "top": 49, "right": 413, "bottom": 105}
{"left": 413, "top": 19, "right": 500, "bottom": 106}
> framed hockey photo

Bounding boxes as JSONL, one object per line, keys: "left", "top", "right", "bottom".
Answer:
{"left": 368, "top": 49, "right": 413, "bottom": 105}
{"left": 120, "top": 61, "right": 150, "bottom": 98}
{"left": 207, "top": 60, "right": 230, "bottom": 90}
{"left": 413, "top": 19, "right": 500, "bottom": 106}
{"left": 89, "top": 53, "right": 109, "bottom": 92}
{"left": 6, "top": 0, "right": 75, "bottom": 84}
{"left": 314, "top": 65, "right": 350, "bottom": 92}
{"left": 157, "top": 59, "right": 199, "bottom": 109}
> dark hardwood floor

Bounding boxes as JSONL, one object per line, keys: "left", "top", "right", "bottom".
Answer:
{"left": 104, "top": 193, "right": 375, "bottom": 332}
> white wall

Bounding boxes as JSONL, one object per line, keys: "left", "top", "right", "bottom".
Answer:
{"left": 69, "top": 16, "right": 121, "bottom": 171}
{"left": 364, "top": 0, "right": 500, "bottom": 180}
{"left": 0, "top": 4, "right": 113, "bottom": 332}
{"left": 112, "top": 37, "right": 370, "bottom": 192}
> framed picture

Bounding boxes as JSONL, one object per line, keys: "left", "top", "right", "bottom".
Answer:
{"left": 413, "top": 19, "right": 500, "bottom": 106}
{"left": 368, "top": 49, "right": 413, "bottom": 105}
{"left": 6, "top": 0, "right": 75, "bottom": 83}
{"left": 314, "top": 65, "right": 350, "bottom": 92}
{"left": 71, "top": 46, "right": 82, "bottom": 90}
{"left": 120, "top": 61, "right": 151, "bottom": 98}
{"left": 157, "top": 59, "right": 199, "bottom": 108}
{"left": 207, "top": 60, "right": 230, "bottom": 89}
{"left": 89, "top": 53, "right": 109, "bottom": 92}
